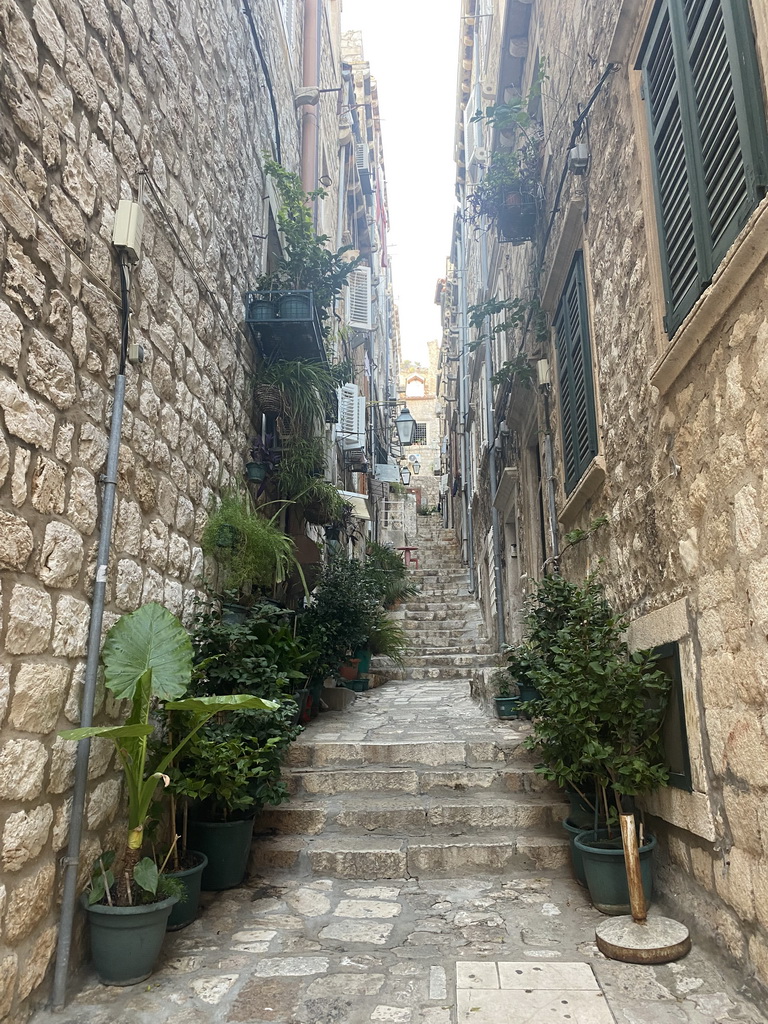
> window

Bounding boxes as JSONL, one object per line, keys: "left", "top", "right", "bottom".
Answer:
{"left": 638, "top": 0, "right": 768, "bottom": 334}
{"left": 652, "top": 642, "right": 693, "bottom": 792}
{"left": 553, "top": 252, "right": 598, "bottom": 496}
{"left": 278, "top": 0, "right": 295, "bottom": 49}
{"left": 413, "top": 423, "right": 428, "bottom": 444}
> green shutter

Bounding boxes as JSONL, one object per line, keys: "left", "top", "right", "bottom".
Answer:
{"left": 554, "top": 253, "right": 598, "bottom": 496}
{"left": 639, "top": 0, "right": 768, "bottom": 334}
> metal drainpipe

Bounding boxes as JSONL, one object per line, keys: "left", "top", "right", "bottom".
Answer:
{"left": 301, "top": 0, "right": 322, "bottom": 201}
{"left": 542, "top": 392, "right": 561, "bottom": 565}
{"left": 479, "top": 222, "right": 506, "bottom": 646}
{"left": 51, "top": 256, "right": 132, "bottom": 1009}
{"left": 457, "top": 208, "right": 475, "bottom": 591}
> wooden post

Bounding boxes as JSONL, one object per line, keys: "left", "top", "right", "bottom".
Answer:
{"left": 620, "top": 812, "right": 647, "bottom": 923}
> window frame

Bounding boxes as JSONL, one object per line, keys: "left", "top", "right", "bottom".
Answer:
{"left": 553, "top": 251, "right": 599, "bottom": 497}
{"left": 637, "top": 0, "right": 768, "bottom": 335}
{"left": 652, "top": 641, "right": 693, "bottom": 792}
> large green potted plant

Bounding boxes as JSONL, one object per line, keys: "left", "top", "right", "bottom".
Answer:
{"left": 507, "top": 573, "right": 670, "bottom": 909}
{"left": 159, "top": 601, "right": 305, "bottom": 888}
{"left": 59, "top": 603, "right": 277, "bottom": 984}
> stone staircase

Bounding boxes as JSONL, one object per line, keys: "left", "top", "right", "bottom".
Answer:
{"left": 252, "top": 517, "right": 569, "bottom": 879}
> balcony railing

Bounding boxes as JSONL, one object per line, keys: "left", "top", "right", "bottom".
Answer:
{"left": 244, "top": 289, "right": 325, "bottom": 362}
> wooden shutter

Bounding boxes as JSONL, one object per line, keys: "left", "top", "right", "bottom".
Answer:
{"left": 554, "top": 253, "right": 598, "bottom": 496}
{"left": 639, "top": 0, "right": 768, "bottom": 333}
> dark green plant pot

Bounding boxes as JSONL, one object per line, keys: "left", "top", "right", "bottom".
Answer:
{"left": 187, "top": 817, "right": 255, "bottom": 891}
{"left": 353, "top": 649, "right": 372, "bottom": 676}
{"left": 561, "top": 820, "right": 613, "bottom": 886}
{"left": 279, "top": 292, "right": 311, "bottom": 319}
{"left": 309, "top": 681, "right": 324, "bottom": 718}
{"left": 344, "top": 678, "right": 369, "bottom": 693}
{"left": 221, "top": 602, "right": 248, "bottom": 625}
{"left": 291, "top": 688, "right": 310, "bottom": 726}
{"left": 165, "top": 851, "right": 208, "bottom": 930}
{"left": 517, "top": 683, "right": 541, "bottom": 703}
{"left": 574, "top": 829, "right": 656, "bottom": 915}
{"left": 249, "top": 297, "right": 276, "bottom": 322}
{"left": 566, "top": 788, "right": 601, "bottom": 830}
{"left": 494, "top": 696, "right": 522, "bottom": 719}
{"left": 245, "top": 461, "right": 267, "bottom": 483}
{"left": 81, "top": 892, "right": 177, "bottom": 986}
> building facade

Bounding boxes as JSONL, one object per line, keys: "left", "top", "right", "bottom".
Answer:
{"left": 442, "top": 0, "right": 768, "bottom": 988}
{"left": 0, "top": 1, "right": 398, "bottom": 1017}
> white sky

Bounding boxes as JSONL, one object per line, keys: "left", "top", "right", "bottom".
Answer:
{"left": 341, "top": 0, "right": 461, "bottom": 365}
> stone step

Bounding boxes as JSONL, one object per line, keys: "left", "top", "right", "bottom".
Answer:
{"left": 286, "top": 738, "right": 523, "bottom": 770}
{"left": 373, "top": 652, "right": 496, "bottom": 669}
{"left": 373, "top": 665, "right": 481, "bottom": 681}
{"left": 389, "top": 609, "right": 481, "bottom": 623}
{"left": 285, "top": 763, "right": 560, "bottom": 798}
{"left": 252, "top": 830, "right": 570, "bottom": 879}
{"left": 259, "top": 792, "right": 567, "bottom": 836}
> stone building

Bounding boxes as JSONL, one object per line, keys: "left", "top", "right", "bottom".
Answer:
{"left": 0, "top": 0, "right": 397, "bottom": 1017}
{"left": 441, "top": 0, "right": 768, "bottom": 990}
{"left": 399, "top": 342, "right": 443, "bottom": 509}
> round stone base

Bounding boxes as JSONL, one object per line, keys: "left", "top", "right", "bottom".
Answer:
{"left": 595, "top": 915, "right": 691, "bottom": 964}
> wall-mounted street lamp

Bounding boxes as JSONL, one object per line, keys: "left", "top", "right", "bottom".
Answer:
{"left": 395, "top": 405, "right": 416, "bottom": 445}
{"left": 412, "top": 461, "right": 420, "bottom": 475}
{"left": 400, "top": 466, "right": 411, "bottom": 485}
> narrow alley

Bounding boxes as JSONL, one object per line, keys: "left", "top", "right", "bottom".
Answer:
{"left": 31, "top": 523, "right": 768, "bottom": 1024}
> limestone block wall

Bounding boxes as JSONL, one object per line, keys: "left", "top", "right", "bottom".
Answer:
{"left": 532, "top": 0, "right": 768, "bottom": 989}
{"left": 0, "top": 0, "right": 341, "bottom": 1017}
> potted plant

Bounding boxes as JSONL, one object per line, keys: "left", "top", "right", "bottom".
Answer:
{"left": 512, "top": 573, "right": 670, "bottom": 910}
{"left": 158, "top": 601, "right": 305, "bottom": 887}
{"left": 59, "top": 603, "right": 277, "bottom": 984}
{"left": 257, "top": 359, "right": 337, "bottom": 437}
{"left": 466, "top": 148, "right": 540, "bottom": 243}
{"left": 245, "top": 435, "right": 280, "bottom": 485}
{"left": 200, "top": 489, "right": 306, "bottom": 608}
{"left": 490, "top": 669, "right": 522, "bottom": 720}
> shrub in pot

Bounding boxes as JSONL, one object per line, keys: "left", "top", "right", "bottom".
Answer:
{"left": 60, "top": 603, "right": 277, "bottom": 983}
{"left": 510, "top": 572, "right": 671, "bottom": 903}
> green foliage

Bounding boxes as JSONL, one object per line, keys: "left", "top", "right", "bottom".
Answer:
{"left": 466, "top": 149, "right": 540, "bottom": 223}
{"left": 299, "top": 555, "right": 382, "bottom": 677}
{"left": 298, "top": 479, "right": 347, "bottom": 525}
{"left": 260, "top": 159, "right": 362, "bottom": 328}
{"left": 503, "top": 574, "right": 671, "bottom": 810}
{"left": 491, "top": 353, "right": 536, "bottom": 390}
{"left": 366, "top": 616, "right": 408, "bottom": 667}
{"left": 61, "top": 603, "right": 277, "bottom": 905}
{"left": 275, "top": 436, "right": 326, "bottom": 496}
{"left": 563, "top": 514, "right": 609, "bottom": 550}
{"left": 468, "top": 295, "right": 547, "bottom": 353}
{"left": 470, "top": 61, "right": 547, "bottom": 134}
{"left": 156, "top": 601, "right": 306, "bottom": 822}
{"left": 364, "top": 541, "right": 418, "bottom": 608}
{"left": 201, "top": 489, "right": 301, "bottom": 593}
{"left": 259, "top": 359, "right": 336, "bottom": 436}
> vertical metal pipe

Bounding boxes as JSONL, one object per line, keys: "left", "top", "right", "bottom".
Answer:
{"left": 301, "top": 0, "right": 322, "bottom": 199}
{"left": 456, "top": 210, "right": 475, "bottom": 590}
{"left": 542, "top": 393, "right": 561, "bottom": 564}
{"left": 479, "top": 223, "right": 506, "bottom": 646}
{"left": 51, "top": 370, "right": 127, "bottom": 1008}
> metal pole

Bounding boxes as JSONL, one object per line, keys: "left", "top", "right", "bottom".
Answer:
{"left": 542, "top": 393, "right": 561, "bottom": 565}
{"left": 479, "top": 221, "right": 506, "bottom": 646}
{"left": 456, "top": 210, "right": 475, "bottom": 590}
{"left": 52, "top": 258, "right": 131, "bottom": 1008}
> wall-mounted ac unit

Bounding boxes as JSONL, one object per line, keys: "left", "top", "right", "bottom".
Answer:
{"left": 464, "top": 81, "right": 486, "bottom": 175}
{"left": 346, "top": 266, "right": 372, "bottom": 331}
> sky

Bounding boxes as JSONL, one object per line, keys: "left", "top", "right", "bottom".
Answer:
{"left": 341, "top": 0, "right": 461, "bottom": 365}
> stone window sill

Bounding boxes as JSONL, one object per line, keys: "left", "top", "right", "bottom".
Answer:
{"left": 650, "top": 195, "right": 768, "bottom": 395}
{"left": 558, "top": 455, "right": 606, "bottom": 529}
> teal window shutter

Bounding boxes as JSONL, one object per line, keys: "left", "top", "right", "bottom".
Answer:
{"left": 554, "top": 252, "right": 598, "bottom": 496}
{"left": 638, "top": 0, "right": 768, "bottom": 334}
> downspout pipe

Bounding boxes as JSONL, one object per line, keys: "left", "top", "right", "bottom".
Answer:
{"left": 479, "top": 222, "right": 506, "bottom": 646}
{"left": 542, "top": 392, "right": 561, "bottom": 567}
{"left": 301, "top": 0, "right": 322, "bottom": 201}
{"left": 456, "top": 208, "right": 476, "bottom": 591}
{"left": 52, "top": 256, "right": 132, "bottom": 1009}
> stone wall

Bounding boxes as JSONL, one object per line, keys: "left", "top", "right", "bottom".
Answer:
{"left": 0, "top": 0, "right": 342, "bottom": 1017}
{"left": 458, "top": 0, "right": 768, "bottom": 989}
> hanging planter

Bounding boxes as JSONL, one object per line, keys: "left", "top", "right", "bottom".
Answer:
{"left": 254, "top": 383, "right": 283, "bottom": 416}
{"left": 278, "top": 291, "right": 312, "bottom": 320}
{"left": 498, "top": 190, "right": 538, "bottom": 244}
{"left": 248, "top": 295, "right": 277, "bottom": 322}
{"left": 245, "top": 461, "right": 267, "bottom": 483}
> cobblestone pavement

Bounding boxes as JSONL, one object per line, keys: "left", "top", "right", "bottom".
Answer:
{"left": 34, "top": 866, "right": 768, "bottom": 1024}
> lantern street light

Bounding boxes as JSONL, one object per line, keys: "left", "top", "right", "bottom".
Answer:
{"left": 400, "top": 466, "right": 411, "bottom": 486}
{"left": 395, "top": 405, "right": 416, "bottom": 445}
{"left": 412, "top": 460, "right": 420, "bottom": 475}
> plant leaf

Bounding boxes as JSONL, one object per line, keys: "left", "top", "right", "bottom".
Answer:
{"left": 133, "top": 856, "right": 158, "bottom": 895}
{"left": 165, "top": 695, "right": 280, "bottom": 714}
{"left": 58, "top": 724, "right": 154, "bottom": 742}
{"left": 101, "top": 603, "right": 193, "bottom": 701}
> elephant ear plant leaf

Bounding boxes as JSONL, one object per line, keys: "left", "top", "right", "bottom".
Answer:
{"left": 60, "top": 602, "right": 278, "bottom": 906}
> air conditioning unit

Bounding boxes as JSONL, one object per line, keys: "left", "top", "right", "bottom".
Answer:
{"left": 355, "top": 142, "right": 373, "bottom": 195}
{"left": 464, "top": 81, "right": 486, "bottom": 173}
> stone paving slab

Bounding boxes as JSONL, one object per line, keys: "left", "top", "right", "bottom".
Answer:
{"left": 32, "top": 871, "right": 768, "bottom": 1024}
